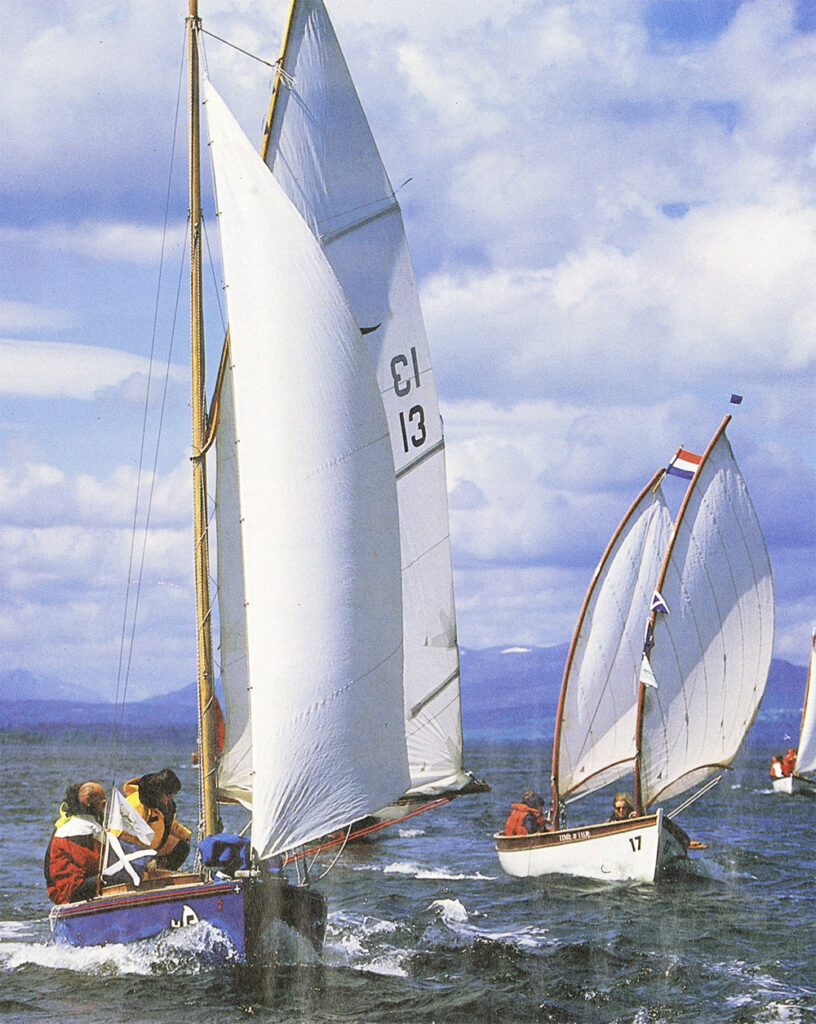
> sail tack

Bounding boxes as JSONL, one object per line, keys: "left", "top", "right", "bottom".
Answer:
{"left": 555, "top": 476, "right": 673, "bottom": 801}
{"left": 204, "top": 80, "right": 409, "bottom": 858}
{"left": 640, "top": 429, "right": 775, "bottom": 805}
{"left": 263, "top": 0, "right": 470, "bottom": 797}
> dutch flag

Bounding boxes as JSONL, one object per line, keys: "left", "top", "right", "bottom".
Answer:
{"left": 666, "top": 446, "right": 702, "bottom": 480}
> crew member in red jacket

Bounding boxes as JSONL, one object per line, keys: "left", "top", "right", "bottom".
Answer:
{"left": 44, "top": 781, "right": 106, "bottom": 904}
{"left": 504, "top": 791, "right": 548, "bottom": 835}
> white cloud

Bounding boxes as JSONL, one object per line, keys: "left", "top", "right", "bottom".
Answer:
{"left": 0, "top": 339, "right": 185, "bottom": 400}
{"left": 0, "top": 458, "right": 194, "bottom": 695}
{"left": 0, "top": 299, "right": 75, "bottom": 334}
{"left": 0, "top": 458, "right": 190, "bottom": 529}
{"left": 0, "top": 222, "right": 188, "bottom": 266}
{"left": 1, "top": 0, "right": 814, "bottom": 686}
{"left": 423, "top": 200, "right": 816, "bottom": 407}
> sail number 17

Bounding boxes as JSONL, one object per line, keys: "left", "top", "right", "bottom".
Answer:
{"left": 391, "top": 348, "right": 426, "bottom": 453}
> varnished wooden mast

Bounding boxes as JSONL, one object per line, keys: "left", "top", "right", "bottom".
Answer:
{"left": 188, "top": 0, "right": 218, "bottom": 837}
{"left": 260, "top": 0, "right": 298, "bottom": 163}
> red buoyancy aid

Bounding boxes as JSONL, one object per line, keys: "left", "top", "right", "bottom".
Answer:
{"left": 44, "top": 815, "right": 103, "bottom": 904}
{"left": 504, "top": 802, "right": 547, "bottom": 836}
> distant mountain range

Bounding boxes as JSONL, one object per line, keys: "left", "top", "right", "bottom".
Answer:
{"left": 0, "top": 646, "right": 806, "bottom": 746}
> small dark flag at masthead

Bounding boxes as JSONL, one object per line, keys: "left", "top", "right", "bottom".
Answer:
{"left": 730, "top": 394, "right": 743, "bottom": 405}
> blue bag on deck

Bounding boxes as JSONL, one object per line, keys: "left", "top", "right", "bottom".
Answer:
{"left": 198, "top": 833, "right": 250, "bottom": 875}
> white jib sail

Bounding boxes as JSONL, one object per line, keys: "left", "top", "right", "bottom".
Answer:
{"left": 641, "top": 430, "right": 775, "bottom": 806}
{"left": 556, "top": 480, "right": 673, "bottom": 800}
{"left": 204, "top": 80, "right": 409, "bottom": 858}
{"left": 262, "top": 0, "right": 469, "bottom": 797}
{"left": 794, "top": 628, "right": 816, "bottom": 775}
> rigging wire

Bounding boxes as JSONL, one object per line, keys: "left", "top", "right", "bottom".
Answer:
{"left": 667, "top": 774, "right": 722, "bottom": 820}
{"left": 104, "top": 34, "right": 189, "bottom": 808}
{"left": 97, "top": 36, "right": 189, "bottom": 894}
{"left": 316, "top": 824, "right": 353, "bottom": 880}
{"left": 201, "top": 27, "right": 278, "bottom": 69}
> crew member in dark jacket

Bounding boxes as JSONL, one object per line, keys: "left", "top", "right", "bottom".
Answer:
{"left": 45, "top": 781, "right": 106, "bottom": 904}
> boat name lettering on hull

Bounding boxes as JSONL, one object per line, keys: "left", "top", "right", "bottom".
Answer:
{"left": 558, "top": 829, "right": 591, "bottom": 842}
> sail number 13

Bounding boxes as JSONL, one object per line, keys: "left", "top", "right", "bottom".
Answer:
{"left": 391, "top": 347, "right": 426, "bottom": 453}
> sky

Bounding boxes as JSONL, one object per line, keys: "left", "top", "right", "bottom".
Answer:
{"left": 1, "top": 0, "right": 814, "bottom": 699}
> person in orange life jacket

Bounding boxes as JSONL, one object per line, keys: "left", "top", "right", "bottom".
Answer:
{"left": 44, "top": 781, "right": 106, "bottom": 904}
{"left": 770, "top": 755, "right": 785, "bottom": 779}
{"left": 609, "top": 792, "right": 636, "bottom": 821}
{"left": 504, "top": 790, "right": 548, "bottom": 835}
{"left": 781, "top": 748, "right": 798, "bottom": 776}
{"left": 120, "top": 769, "right": 191, "bottom": 871}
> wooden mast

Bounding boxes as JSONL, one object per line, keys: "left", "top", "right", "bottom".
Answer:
{"left": 188, "top": 0, "right": 218, "bottom": 837}
{"left": 633, "top": 414, "right": 732, "bottom": 815}
{"left": 260, "top": 0, "right": 299, "bottom": 163}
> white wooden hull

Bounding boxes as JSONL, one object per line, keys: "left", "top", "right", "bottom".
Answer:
{"left": 772, "top": 774, "right": 816, "bottom": 796}
{"left": 495, "top": 808, "right": 690, "bottom": 884}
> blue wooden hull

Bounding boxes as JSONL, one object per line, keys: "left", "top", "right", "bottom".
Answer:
{"left": 49, "top": 873, "right": 326, "bottom": 960}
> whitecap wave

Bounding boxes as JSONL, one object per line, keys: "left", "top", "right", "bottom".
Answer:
{"left": 0, "top": 919, "right": 239, "bottom": 976}
{"left": 323, "top": 910, "right": 408, "bottom": 977}
{"left": 383, "top": 860, "right": 496, "bottom": 881}
{"left": 0, "top": 920, "right": 41, "bottom": 940}
{"left": 425, "top": 897, "right": 553, "bottom": 950}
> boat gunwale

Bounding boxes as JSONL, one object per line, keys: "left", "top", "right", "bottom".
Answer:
{"left": 493, "top": 812, "right": 662, "bottom": 851}
{"left": 50, "top": 878, "right": 242, "bottom": 920}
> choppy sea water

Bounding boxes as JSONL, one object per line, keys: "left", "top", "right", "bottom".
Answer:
{"left": 1, "top": 732, "right": 814, "bottom": 1023}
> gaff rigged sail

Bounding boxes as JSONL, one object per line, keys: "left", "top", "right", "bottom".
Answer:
{"left": 205, "top": 80, "right": 409, "bottom": 859}
{"left": 554, "top": 472, "right": 673, "bottom": 804}
{"left": 262, "top": 0, "right": 472, "bottom": 798}
{"left": 639, "top": 425, "right": 775, "bottom": 806}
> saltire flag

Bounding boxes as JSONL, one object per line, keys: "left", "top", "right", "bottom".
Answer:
{"left": 730, "top": 394, "right": 743, "bottom": 404}
{"left": 108, "top": 787, "right": 155, "bottom": 845}
{"left": 651, "top": 590, "right": 669, "bottom": 614}
{"left": 666, "top": 446, "right": 702, "bottom": 480}
{"left": 103, "top": 832, "right": 155, "bottom": 885}
{"left": 103, "top": 789, "right": 156, "bottom": 886}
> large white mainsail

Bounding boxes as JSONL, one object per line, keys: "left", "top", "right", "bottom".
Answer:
{"left": 204, "top": 80, "right": 409, "bottom": 859}
{"left": 794, "top": 628, "right": 816, "bottom": 775}
{"left": 554, "top": 472, "right": 673, "bottom": 804}
{"left": 261, "top": 0, "right": 471, "bottom": 797}
{"left": 639, "top": 425, "right": 775, "bottom": 807}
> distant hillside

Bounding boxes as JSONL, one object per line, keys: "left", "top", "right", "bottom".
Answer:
{"left": 0, "top": 668, "right": 105, "bottom": 704}
{"left": 459, "top": 645, "right": 806, "bottom": 748}
{"left": 0, "top": 648, "right": 807, "bottom": 746}
{"left": 0, "top": 679, "right": 196, "bottom": 732}
{"left": 459, "top": 644, "right": 567, "bottom": 743}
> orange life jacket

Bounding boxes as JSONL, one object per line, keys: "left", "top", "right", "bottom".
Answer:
{"left": 504, "top": 802, "right": 547, "bottom": 836}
